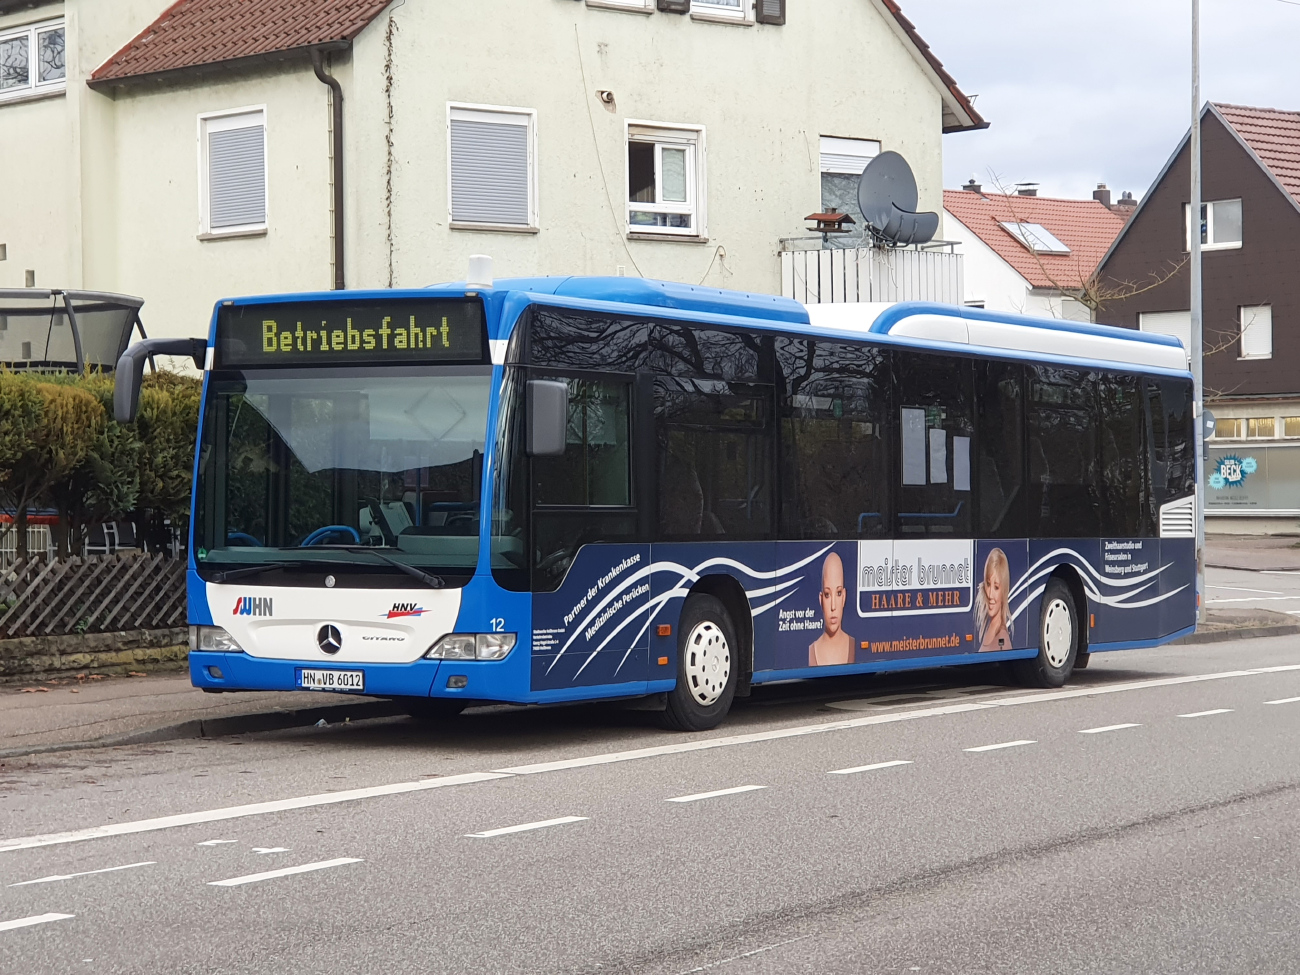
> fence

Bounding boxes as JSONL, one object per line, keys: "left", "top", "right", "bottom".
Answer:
{"left": 0, "top": 554, "right": 186, "bottom": 639}
{"left": 780, "top": 244, "right": 963, "bottom": 305}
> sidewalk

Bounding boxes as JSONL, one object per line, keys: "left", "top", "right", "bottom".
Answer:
{"left": 0, "top": 673, "right": 401, "bottom": 759}
{"left": 1207, "top": 533, "right": 1300, "bottom": 572}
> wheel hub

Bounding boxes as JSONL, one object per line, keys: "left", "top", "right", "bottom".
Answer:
{"left": 684, "top": 620, "right": 731, "bottom": 706}
{"left": 1042, "top": 597, "right": 1073, "bottom": 669}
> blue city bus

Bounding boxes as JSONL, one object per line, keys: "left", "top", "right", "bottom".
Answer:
{"left": 116, "top": 275, "right": 1198, "bottom": 731}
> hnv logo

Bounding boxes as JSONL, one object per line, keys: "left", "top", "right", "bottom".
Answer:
{"left": 384, "top": 603, "right": 426, "bottom": 620}
{"left": 233, "top": 596, "right": 273, "bottom": 617}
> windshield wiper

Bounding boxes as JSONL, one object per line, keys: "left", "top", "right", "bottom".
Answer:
{"left": 339, "top": 547, "right": 445, "bottom": 589}
{"left": 213, "top": 561, "right": 292, "bottom": 583}
{"left": 213, "top": 551, "right": 445, "bottom": 589}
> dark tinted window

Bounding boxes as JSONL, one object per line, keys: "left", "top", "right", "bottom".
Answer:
{"left": 645, "top": 322, "right": 765, "bottom": 380}
{"left": 491, "top": 368, "right": 529, "bottom": 591}
{"left": 895, "top": 353, "right": 973, "bottom": 536}
{"left": 777, "top": 339, "right": 891, "bottom": 539}
{"left": 1099, "top": 373, "right": 1146, "bottom": 536}
{"left": 1148, "top": 377, "right": 1195, "bottom": 505}
{"left": 1028, "top": 367, "right": 1100, "bottom": 537}
{"left": 975, "top": 361, "right": 1025, "bottom": 538}
{"left": 656, "top": 377, "right": 772, "bottom": 539}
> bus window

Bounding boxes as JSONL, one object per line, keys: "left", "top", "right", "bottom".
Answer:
{"left": 1028, "top": 367, "right": 1101, "bottom": 538}
{"left": 894, "top": 352, "right": 974, "bottom": 536}
{"left": 1099, "top": 373, "right": 1145, "bottom": 536}
{"left": 656, "top": 377, "right": 772, "bottom": 539}
{"left": 777, "top": 338, "right": 891, "bottom": 539}
{"left": 975, "top": 361, "right": 1025, "bottom": 538}
{"left": 531, "top": 376, "right": 636, "bottom": 593}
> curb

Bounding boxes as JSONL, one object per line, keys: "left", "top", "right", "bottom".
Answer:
{"left": 1171, "top": 623, "right": 1300, "bottom": 646}
{"left": 1206, "top": 562, "right": 1300, "bottom": 573}
{"left": 0, "top": 699, "right": 408, "bottom": 762}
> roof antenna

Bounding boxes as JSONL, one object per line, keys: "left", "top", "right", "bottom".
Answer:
{"left": 467, "top": 255, "right": 493, "bottom": 289}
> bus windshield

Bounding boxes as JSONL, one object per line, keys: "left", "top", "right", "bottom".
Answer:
{"left": 193, "top": 365, "right": 492, "bottom": 580}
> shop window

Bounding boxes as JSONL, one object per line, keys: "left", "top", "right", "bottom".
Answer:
{"left": 1247, "top": 416, "right": 1276, "bottom": 439}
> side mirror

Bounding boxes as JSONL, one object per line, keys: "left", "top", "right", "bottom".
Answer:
{"left": 526, "top": 379, "right": 569, "bottom": 457}
{"left": 114, "top": 338, "right": 208, "bottom": 423}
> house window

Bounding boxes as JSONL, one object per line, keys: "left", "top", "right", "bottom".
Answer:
{"left": 1138, "top": 310, "right": 1191, "bottom": 363}
{"left": 0, "top": 19, "right": 65, "bottom": 102}
{"left": 1213, "top": 417, "right": 1245, "bottom": 439}
{"left": 819, "top": 136, "right": 879, "bottom": 242}
{"left": 691, "top": 0, "right": 747, "bottom": 20}
{"left": 199, "top": 109, "right": 267, "bottom": 236}
{"left": 1239, "top": 304, "right": 1272, "bottom": 359}
{"left": 1000, "top": 222, "right": 1071, "bottom": 255}
{"left": 1284, "top": 417, "right": 1300, "bottom": 438}
{"left": 448, "top": 105, "right": 537, "bottom": 231}
{"left": 1247, "top": 416, "right": 1276, "bottom": 439}
{"left": 627, "top": 122, "right": 704, "bottom": 237}
{"left": 1184, "top": 198, "right": 1243, "bottom": 251}
{"left": 588, "top": 0, "right": 654, "bottom": 11}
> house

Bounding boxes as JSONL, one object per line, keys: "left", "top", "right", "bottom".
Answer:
{"left": 0, "top": 0, "right": 984, "bottom": 344}
{"left": 1096, "top": 102, "right": 1300, "bottom": 533}
{"left": 942, "top": 182, "right": 1132, "bottom": 320}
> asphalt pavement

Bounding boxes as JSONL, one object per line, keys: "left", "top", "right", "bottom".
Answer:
{"left": 1, "top": 633, "right": 1298, "bottom": 974}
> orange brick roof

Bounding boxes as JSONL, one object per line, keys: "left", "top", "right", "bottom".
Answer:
{"left": 90, "top": 0, "right": 391, "bottom": 86}
{"left": 943, "top": 190, "right": 1127, "bottom": 290}
{"left": 1213, "top": 103, "right": 1300, "bottom": 205}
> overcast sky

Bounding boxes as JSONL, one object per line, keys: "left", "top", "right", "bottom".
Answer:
{"left": 903, "top": 0, "right": 1300, "bottom": 201}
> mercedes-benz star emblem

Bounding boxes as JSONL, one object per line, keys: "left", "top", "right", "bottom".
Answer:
{"left": 317, "top": 624, "right": 343, "bottom": 655}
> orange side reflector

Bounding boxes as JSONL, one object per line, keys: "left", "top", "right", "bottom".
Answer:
{"left": 657, "top": 656, "right": 669, "bottom": 666}
{"left": 657, "top": 624, "right": 672, "bottom": 637}
{"left": 1090, "top": 613, "right": 1095, "bottom": 628}
{"left": 966, "top": 633, "right": 973, "bottom": 642}
{"left": 861, "top": 641, "right": 869, "bottom": 650}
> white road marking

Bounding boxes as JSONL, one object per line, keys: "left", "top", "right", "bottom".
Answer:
{"left": 1179, "top": 709, "right": 1234, "bottom": 718}
{"left": 5, "top": 665, "right": 1300, "bottom": 856}
{"left": 1265, "top": 696, "right": 1300, "bottom": 705}
{"left": 208, "top": 858, "right": 362, "bottom": 887}
{"left": 1206, "top": 585, "right": 1283, "bottom": 595}
{"left": 666, "top": 785, "right": 766, "bottom": 803}
{"left": 828, "top": 760, "right": 913, "bottom": 775}
{"left": 0, "top": 913, "right": 74, "bottom": 932}
{"left": 965, "top": 740, "right": 1036, "bottom": 753}
{"left": 251, "top": 847, "right": 288, "bottom": 854}
{"left": 8, "top": 861, "right": 154, "bottom": 887}
{"left": 0, "top": 771, "right": 507, "bottom": 854}
{"left": 1078, "top": 723, "right": 1142, "bottom": 734}
{"left": 676, "top": 934, "right": 813, "bottom": 974}
{"left": 465, "top": 816, "right": 588, "bottom": 838}
{"left": 197, "top": 840, "right": 237, "bottom": 846}
{"left": 1206, "top": 596, "right": 1300, "bottom": 604}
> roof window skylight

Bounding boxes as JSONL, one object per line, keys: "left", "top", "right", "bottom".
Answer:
{"left": 999, "top": 221, "right": 1071, "bottom": 255}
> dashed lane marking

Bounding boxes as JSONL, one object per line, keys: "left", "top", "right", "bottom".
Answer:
{"left": 465, "top": 816, "right": 588, "bottom": 838}
{"left": 828, "top": 760, "right": 913, "bottom": 775}
{"left": 208, "top": 858, "right": 362, "bottom": 887}
{"left": 1078, "top": 723, "right": 1142, "bottom": 734}
{"left": 964, "top": 740, "right": 1036, "bottom": 753}
{"left": 1178, "top": 709, "right": 1234, "bottom": 718}
{"left": 8, "top": 861, "right": 154, "bottom": 887}
{"left": 0, "top": 913, "right": 74, "bottom": 932}
{"left": 666, "top": 785, "right": 766, "bottom": 803}
{"left": 1265, "top": 696, "right": 1300, "bottom": 705}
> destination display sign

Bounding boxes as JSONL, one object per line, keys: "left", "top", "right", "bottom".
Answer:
{"left": 216, "top": 298, "right": 486, "bottom": 367}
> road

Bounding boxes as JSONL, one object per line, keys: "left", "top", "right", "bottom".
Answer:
{"left": 1, "top": 632, "right": 1299, "bottom": 974}
{"left": 1206, "top": 562, "right": 1300, "bottom": 616}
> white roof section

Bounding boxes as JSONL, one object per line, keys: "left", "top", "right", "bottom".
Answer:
{"left": 803, "top": 302, "right": 1189, "bottom": 373}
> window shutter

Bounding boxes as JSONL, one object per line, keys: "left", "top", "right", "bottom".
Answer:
{"left": 657, "top": 0, "right": 690, "bottom": 12}
{"left": 208, "top": 125, "right": 266, "bottom": 229}
{"left": 450, "top": 118, "right": 530, "bottom": 226}
{"left": 755, "top": 0, "right": 785, "bottom": 24}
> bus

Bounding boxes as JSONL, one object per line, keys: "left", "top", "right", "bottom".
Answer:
{"left": 115, "top": 272, "right": 1198, "bottom": 731}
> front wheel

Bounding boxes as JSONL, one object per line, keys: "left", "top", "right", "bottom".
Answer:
{"left": 662, "top": 595, "right": 738, "bottom": 732}
{"left": 1011, "top": 577, "right": 1079, "bottom": 688}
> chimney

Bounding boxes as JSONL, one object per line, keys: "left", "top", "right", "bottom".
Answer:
{"left": 1092, "top": 183, "right": 1112, "bottom": 207}
{"left": 964, "top": 177, "right": 982, "bottom": 193}
{"left": 1115, "top": 191, "right": 1137, "bottom": 213}
{"left": 1015, "top": 182, "right": 1039, "bottom": 197}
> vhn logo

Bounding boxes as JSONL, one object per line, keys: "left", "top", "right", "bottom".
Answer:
{"left": 384, "top": 602, "right": 426, "bottom": 620}
{"left": 233, "top": 597, "right": 273, "bottom": 617}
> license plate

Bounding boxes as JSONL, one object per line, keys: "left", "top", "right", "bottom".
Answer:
{"left": 298, "top": 668, "right": 365, "bottom": 692}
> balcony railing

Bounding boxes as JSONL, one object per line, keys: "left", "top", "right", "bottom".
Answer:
{"left": 780, "top": 241, "right": 964, "bottom": 305}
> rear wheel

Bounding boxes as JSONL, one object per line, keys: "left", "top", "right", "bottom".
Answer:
{"left": 1011, "top": 577, "right": 1079, "bottom": 688}
{"left": 662, "top": 595, "right": 738, "bottom": 732}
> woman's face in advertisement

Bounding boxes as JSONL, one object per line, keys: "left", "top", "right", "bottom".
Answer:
{"left": 984, "top": 569, "right": 1003, "bottom": 617}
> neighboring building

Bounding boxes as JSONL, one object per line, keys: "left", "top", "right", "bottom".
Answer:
{"left": 0, "top": 0, "right": 984, "bottom": 346}
{"left": 1096, "top": 102, "right": 1300, "bottom": 534}
{"left": 943, "top": 182, "right": 1132, "bottom": 320}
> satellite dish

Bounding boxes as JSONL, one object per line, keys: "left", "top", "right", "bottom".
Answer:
{"left": 857, "top": 151, "right": 940, "bottom": 246}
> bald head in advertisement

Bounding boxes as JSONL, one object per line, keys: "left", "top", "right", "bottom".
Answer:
{"left": 809, "top": 551, "right": 856, "bottom": 666}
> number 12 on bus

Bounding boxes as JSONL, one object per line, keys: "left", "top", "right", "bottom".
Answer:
{"left": 161, "top": 274, "right": 1195, "bottom": 731}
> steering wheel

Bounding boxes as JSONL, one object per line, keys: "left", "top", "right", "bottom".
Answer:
{"left": 301, "top": 525, "right": 362, "bottom": 546}
{"left": 226, "top": 532, "right": 262, "bottom": 547}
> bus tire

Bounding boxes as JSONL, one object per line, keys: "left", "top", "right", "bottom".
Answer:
{"left": 403, "top": 699, "right": 466, "bottom": 723}
{"left": 662, "top": 595, "right": 738, "bottom": 732}
{"left": 1012, "top": 578, "right": 1078, "bottom": 688}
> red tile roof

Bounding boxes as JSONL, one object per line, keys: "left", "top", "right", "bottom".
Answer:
{"left": 881, "top": 0, "right": 986, "bottom": 133}
{"left": 943, "top": 190, "right": 1128, "bottom": 290}
{"left": 90, "top": 0, "right": 392, "bottom": 86}
{"left": 1213, "top": 103, "right": 1300, "bottom": 205}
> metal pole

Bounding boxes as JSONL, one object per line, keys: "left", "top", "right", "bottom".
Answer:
{"left": 1190, "top": 0, "right": 1206, "bottom": 623}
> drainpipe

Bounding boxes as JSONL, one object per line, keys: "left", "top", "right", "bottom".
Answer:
{"left": 311, "top": 48, "right": 345, "bottom": 290}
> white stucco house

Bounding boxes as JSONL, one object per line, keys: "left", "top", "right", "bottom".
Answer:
{"left": 0, "top": 0, "right": 984, "bottom": 343}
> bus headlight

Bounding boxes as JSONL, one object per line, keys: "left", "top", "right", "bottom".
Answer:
{"left": 425, "top": 633, "right": 517, "bottom": 660}
{"left": 190, "top": 625, "right": 243, "bottom": 653}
